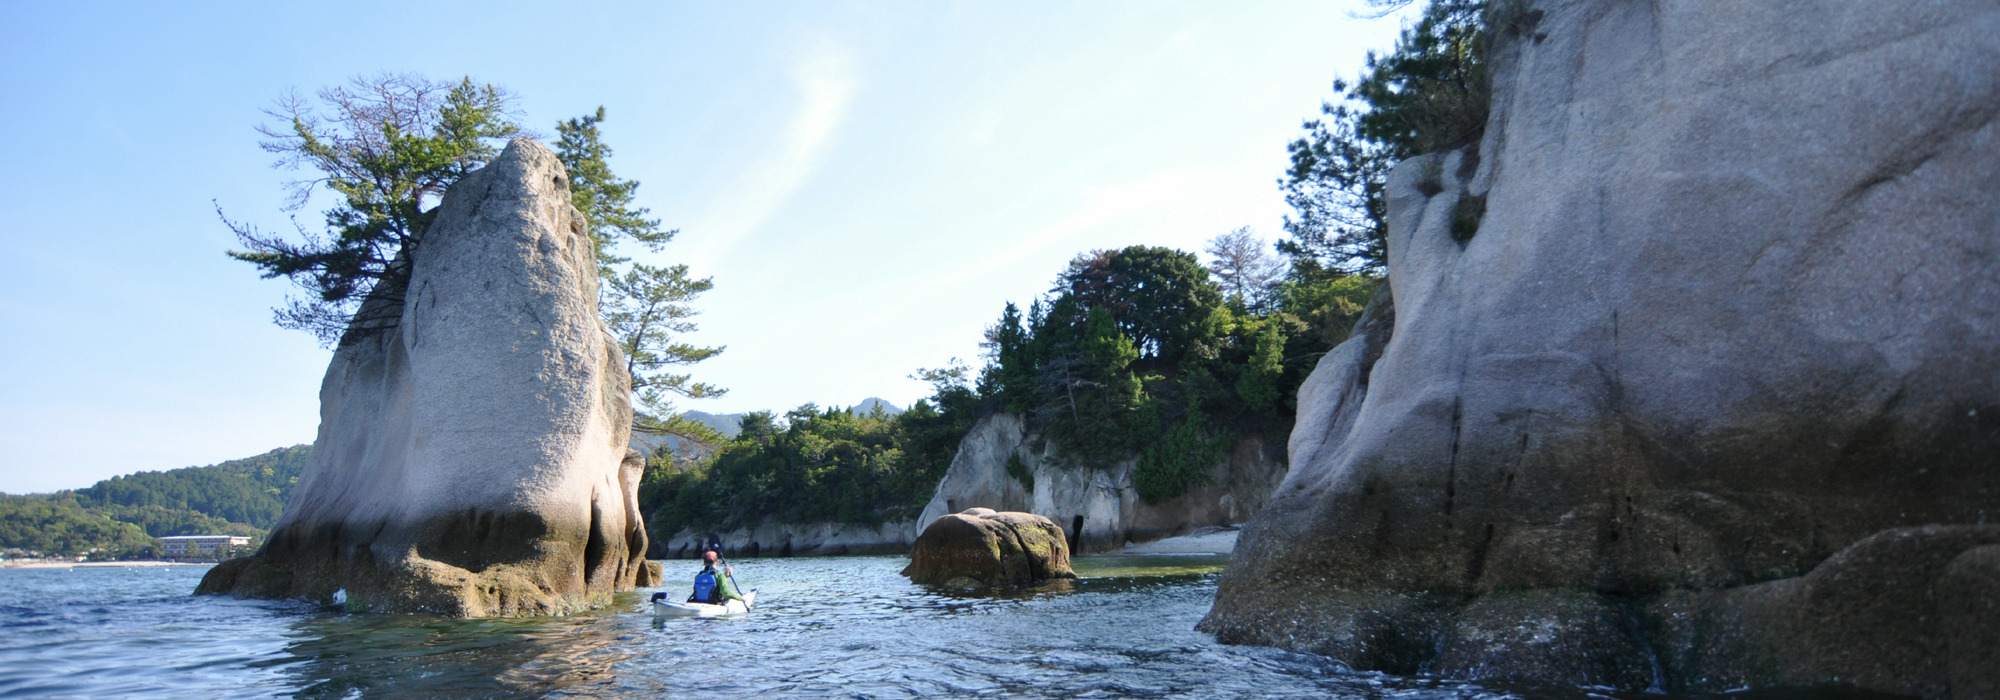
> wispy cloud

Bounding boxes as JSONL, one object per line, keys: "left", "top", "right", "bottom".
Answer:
{"left": 687, "top": 40, "right": 858, "bottom": 269}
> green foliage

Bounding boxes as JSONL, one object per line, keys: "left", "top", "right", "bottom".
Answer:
{"left": 0, "top": 445, "right": 310, "bottom": 558}
{"left": 554, "top": 107, "right": 727, "bottom": 451}
{"left": 229, "top": 85, "right": 726, "bottom": 451}
{"left": 1132, "top": 408, "right": 1227, "bottom": 504}
{"left": 1235, "top": 320, "right": 1287, "bottom": 413}
{"left": 1058, "top": 247, "right": 1223, "bottom": 360}
{"left": 639, "top": 376, "right": 983, "bottom": 538}
{"left": 1278, "top": 271, "right": 1381, "bottom": 350}
{"left": 1350, "top": 0, "right": 1490, "bottom": 157}
{"left": 604, "top": 263, "right": 725, "bottom": 423}
{"left": 1278, "top": 0, "right": 1491, "bottom": 275}
{"left": 226, "top": 74, "right": 527, "bottom": 344}
{"left": 980, "top": 302, "right": 1038, "bottom": 414}
{"left": 0, "top": 496, "right": 157, "bottom": 558}
{"left": 73, "top": 445, "right": 310, "bottom": 530}
{"left": 554, "top": 106, "right": 674, "bottom": 266}
{"left": 1004, "top": 453, "right": 1034, "bottom": 492}
{"left": 975, "top": 241, "right": 1328, "bottom": 500}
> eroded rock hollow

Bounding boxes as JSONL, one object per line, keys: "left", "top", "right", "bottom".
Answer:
{"left": 1200, "top": 1, "right": 2000, "bottom": 696}
{"left": 198, "top": 139, "right": 661, "bottom": 615}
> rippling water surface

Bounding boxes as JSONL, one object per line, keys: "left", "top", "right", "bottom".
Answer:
{"left": 1, "top": 556, "right": 1550, "bottom": 698}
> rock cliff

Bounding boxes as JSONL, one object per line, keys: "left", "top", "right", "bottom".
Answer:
{"left": 1200, "top": 1, "right": 2000, "bottom": 696}
{"left": 918, "top": 413, "right": 1287, "bottom": 553}
{"left": 198, "top": 139, "right": 659, "bottom": 615}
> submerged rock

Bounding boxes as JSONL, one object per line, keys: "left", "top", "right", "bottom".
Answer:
{"left": 198, "top": 139, "right": 657, "bottom": 615}
{"left": 902, "top": 508, "right": 1076, "bottom": 587}
{"left": 1200, "top": 0, "right": 2000, "bottom": 696}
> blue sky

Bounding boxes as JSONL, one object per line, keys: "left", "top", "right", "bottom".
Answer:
{"left": 0, "top": 2, "right": 1414, "bottom": 493}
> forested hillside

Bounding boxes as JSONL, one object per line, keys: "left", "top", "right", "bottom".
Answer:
{"left": 641, "top": 389, "right": 976, "bottom": 540}
{"left": 0, "top": 445, "right": 310, "bottom": 558}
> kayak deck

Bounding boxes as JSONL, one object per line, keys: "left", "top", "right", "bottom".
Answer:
{"left": 651, "top": 590, "right": 757, "bottom": 617}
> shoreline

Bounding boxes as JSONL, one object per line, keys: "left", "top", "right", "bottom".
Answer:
{"left": 2, "top": 560, "right": 214, "bottom": 570}
{"left": 1114, "top": 526, "right": 1239, "bottom": 555}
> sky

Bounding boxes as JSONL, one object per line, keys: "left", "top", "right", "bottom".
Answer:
{"left": 0, "top": 1, "right": 1416, "bottom": 493}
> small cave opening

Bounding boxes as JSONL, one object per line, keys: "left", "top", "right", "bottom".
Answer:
{"left": 582, "top": 502, "right": 609, "bottom": 586}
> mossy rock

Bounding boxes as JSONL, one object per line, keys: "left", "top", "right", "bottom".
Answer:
{"left": 902, "top": 508, "right": 1076, "bottom": 586}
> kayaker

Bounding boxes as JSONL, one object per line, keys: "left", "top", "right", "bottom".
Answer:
{"left": 689, "top": 550, "right": 747, "bottom": 605}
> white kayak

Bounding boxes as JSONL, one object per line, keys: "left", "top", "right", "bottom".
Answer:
{"left": 651, "top": 590, "right": 757, "bottom": 617}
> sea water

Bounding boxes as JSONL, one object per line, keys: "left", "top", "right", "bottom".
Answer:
{"left": 0, "top": 556, "right": 1562, "bottom": 698}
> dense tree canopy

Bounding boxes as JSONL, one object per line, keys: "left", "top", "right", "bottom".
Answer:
{"left": 970, "top": 238, "right": 1373, "bottom": 501}
{"left": 1057, "top": 246, "right": 1222, "bottom": 361}
{"left": 0, "top": 445, "right": 311, "bottom": 558}
{"left": 0, "top": 498, "right": 156, "bottom": 559}
{"left": 638, "top": 375, "right": 980, "bottom": 543}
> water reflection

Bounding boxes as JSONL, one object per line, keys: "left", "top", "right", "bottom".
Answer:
{"left": 279, "top": 601, "right": 638, "bottom": 698}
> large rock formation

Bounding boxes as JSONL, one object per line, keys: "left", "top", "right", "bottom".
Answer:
{"left": 902, "top": 508, "right": 1076, "bottom": 587}
{"left": 917, "top": 413, "right": 1287, "bottom": 553}
{"left": 199, "top": 139, "right": 660, "bottom": 615}
{"left": 1200, "top": 1, "right": 2000, "bottom": 696}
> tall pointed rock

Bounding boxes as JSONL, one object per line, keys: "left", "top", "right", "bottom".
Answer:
{"left": 200, "top": 139, "right": 661, "bottom": 615}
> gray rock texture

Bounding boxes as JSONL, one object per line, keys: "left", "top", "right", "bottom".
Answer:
{"left": 917, "top": 413, "right": 1288, "bottom": 553}
{"left": 901, "top": 508, "right": 1076, "bottom": 587}
{"left": 1199, "top": 0, "right": 2000, "bottom": 696}
{"left": 198, "top": 139, "right": 657, "bottom": 615}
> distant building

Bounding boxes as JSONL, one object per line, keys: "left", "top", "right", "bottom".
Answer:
{"left": 159, "top": 535, "right": 251, "bottom": 558}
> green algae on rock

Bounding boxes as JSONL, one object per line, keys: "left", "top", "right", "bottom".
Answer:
{"left": 902, "top": 508, "right": 1076, "bottom": 587}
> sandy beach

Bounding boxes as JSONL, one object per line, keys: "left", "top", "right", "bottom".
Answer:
{"left": 1117, "top": 526, "right": 1239, "bottom": 555}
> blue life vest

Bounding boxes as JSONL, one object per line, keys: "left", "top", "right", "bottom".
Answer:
{"left": 692, "top": 570, "right": 718, "bottom": 603}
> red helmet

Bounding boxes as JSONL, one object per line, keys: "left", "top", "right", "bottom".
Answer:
{"left": 704, "top": 550, "right": 719, "bottom": 563}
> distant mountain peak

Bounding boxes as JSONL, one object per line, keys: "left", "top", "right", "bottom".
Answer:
{"left": 851, "top": 397, "right": 903, "bottom": 417}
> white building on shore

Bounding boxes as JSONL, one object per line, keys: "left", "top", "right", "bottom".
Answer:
{"left": 159, "top": 536, "right": 251, "bottom": 558}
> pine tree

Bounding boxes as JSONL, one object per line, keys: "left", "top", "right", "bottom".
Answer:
{"left": 553, "top": 107, "right": 727, "bottom": 453}
{"left": 225, "top": 74, "right": 526, "bottom": 344}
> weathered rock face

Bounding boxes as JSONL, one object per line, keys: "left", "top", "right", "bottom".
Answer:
{"left": 902, "top": 508, "right": 1076, "bottom": 587}
{"left": 1201, "top": 1, "right": 2000, "bottom": 696}
{"left": 917, "top": 413, "right": 1287, "bottom": 553}
{"left": 198, "top": 139, "right": 658, "bottom": 615}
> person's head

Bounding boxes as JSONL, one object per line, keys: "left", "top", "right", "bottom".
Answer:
{"left": 704, "top": 550, "right": 718, "bottom": 564}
